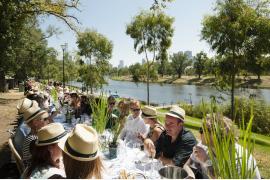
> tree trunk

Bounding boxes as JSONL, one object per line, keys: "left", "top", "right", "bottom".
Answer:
{"left": 178, "top": 73, "right": 181, "bottom": 78}
{"left": 0, "top": 69, "right": 6, "bottom": 92}
{"left": 147, "top": 61, "right": 150, "bottom": 105}
{"left": 231, "top": 55, "right": 236, "bottom": 121}
{"left": 257, "top": 74, "right": 261, "bottom": 80}
{"left": 199, "top": 74, "right": 201, "bottom": 79}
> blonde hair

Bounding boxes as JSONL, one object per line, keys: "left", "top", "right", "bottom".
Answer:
{"left": 130, "top": 100, "right": 140, "bottom": 108}
{"left": 63, "top": 153, "right": 104, "bottom": 179}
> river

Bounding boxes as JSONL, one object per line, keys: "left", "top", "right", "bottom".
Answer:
{"left": 69, "top": 79, "right": 270, "bottom": 105}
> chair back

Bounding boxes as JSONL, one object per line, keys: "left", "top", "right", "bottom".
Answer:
{"left": 8, "top": 138, "right": 25, "bottom": 174}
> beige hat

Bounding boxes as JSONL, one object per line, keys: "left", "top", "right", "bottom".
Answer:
{"left": 23, "top": 105, "right": 49, "bottom": 123}
{"left": 166, "top": 105, "right": 185, "bottom": 122}
{"left": 16, "top": 98, "right": 38, "bottom": 114}
{"left": 59, "top": 124, "right": 99, "bottom": 161}
{"left": 142, "top": 106, "right": 157, "bottom": 119}
{"left": 36, "top": 123, "right": 67, "bottom": 146}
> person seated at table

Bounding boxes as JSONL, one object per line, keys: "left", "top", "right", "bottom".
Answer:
{"left": 144, "top": 106, "right": 196, "bottom": 167}
{"left": 70, "top": 92, "right": 81, "bottom": 119}
{"left": 80, "top": 94, "right": 92, "bottom": 117}
{"left": 12, "top": 98, "right": 37, "bottom": 156}
{"left": 24, "top": 123, "right": 67, "bottom": 178}
{"left": 22, "top": 104, "right": 50, "bottom": 167}
{"left": 119, "top": 100, "right": 148, "bottom": 145}
{"left": 59, "top": 124, "right": 105, "bottom": 178}
{"left": 184, "top": 114, "right": 261, "bottom": 179}
{"left": 139, "top": 106, "right": 165, "bottom": 143}
{"left": 105, "top": 95, "right": 120, "bottom": 129}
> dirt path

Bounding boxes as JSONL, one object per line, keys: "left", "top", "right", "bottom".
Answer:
{"left": 0, "top": 89, "right": 24, "bottom": 176}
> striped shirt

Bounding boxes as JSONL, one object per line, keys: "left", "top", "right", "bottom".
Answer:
{"left": 22, "top": 134, "right": 37, "bottom": 167}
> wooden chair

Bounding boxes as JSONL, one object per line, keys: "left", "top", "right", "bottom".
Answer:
{"left": 8, "top": 138, "right": 25, "bottom": 175}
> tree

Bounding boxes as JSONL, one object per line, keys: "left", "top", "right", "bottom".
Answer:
{"left": 126, "top": 10, "right": 174, "bottom": 104}
{"left": 0, "top": 0, "right": 80, "bottom": 92}
{"left": 77, "top": 29, "right": 113, "bottom": 94}
{"left": 193, "top": 51, "right": 208, "bottom": 79}
{"left": 170, "top": 52, "right": 191, "bottom": 78}
{"left": 201, "top": 0, "right": 267, "bottom": 119}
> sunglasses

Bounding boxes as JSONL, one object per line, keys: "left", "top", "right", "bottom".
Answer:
{"left": 131, "top": 108, "right": 140, "bottom": 112}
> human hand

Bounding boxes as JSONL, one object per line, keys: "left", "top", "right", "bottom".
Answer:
{"left": 193, "top": 146, "right": 208, "bottom": 163}
{"left": 144, "top": 138, "right": 156, "bottom": 158}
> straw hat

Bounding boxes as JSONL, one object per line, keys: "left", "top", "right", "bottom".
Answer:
{"left": 166, "top": 105, "right": 185, "bottom": 122}
{"left": 17, "top": 98, "right": 38, "bottom": 114}
{"left": 142, "top": 106, "right": 157, "bottom": 119}
{"left": 23, "top": 105, "right": 49, "bottom": 123}
{"left": 36, "top": 123, "right": 67, "bottom": 146}
{"left": 59, "top": 124, "right": 99, "bottom": 161}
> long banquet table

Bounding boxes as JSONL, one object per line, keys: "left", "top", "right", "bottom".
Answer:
{"left": 53, "top": 112, "right": 164, "bottom": 179}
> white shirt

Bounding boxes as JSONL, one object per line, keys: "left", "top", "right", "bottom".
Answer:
{"left": 119, "top": 113, "right": 149, "bottom": 144}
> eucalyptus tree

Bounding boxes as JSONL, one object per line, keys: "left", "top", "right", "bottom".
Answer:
{"left": 126, "top": 10, "right": 174, "bottom": 104}
{"left": 193, "top": 51, "right": 208, "bottom": 79}
{"left": 0, "top": 0, "right": 80, "bottom": 92}
{"left": 77, "top": 29, "right": 113, "bottom": 94}
{"left": 201, "top": 0, "right": 270, "bottom": 119}
{"left": 170, "top": 52, "right": 191, "bottom": 78}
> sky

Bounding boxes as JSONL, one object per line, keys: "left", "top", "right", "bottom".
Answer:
{"left": 40, "top": 0, "right": 217, "bottom": 67}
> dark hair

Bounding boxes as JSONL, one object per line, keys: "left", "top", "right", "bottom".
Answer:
{"left": 26, "top": 94, "right": 45, "bottom": 108}
{"left": 26, "top": 144, "right": 58, "bottom": 177}
{"left": 107, "top": 95, "right": 115, "bottom": 102}
{"left": 63, "top": 153, "right": 103, "bottom": 179}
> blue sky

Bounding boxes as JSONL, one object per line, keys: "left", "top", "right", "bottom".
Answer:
{"left": 40, "top": 0, "right": 216, "bottom": 67}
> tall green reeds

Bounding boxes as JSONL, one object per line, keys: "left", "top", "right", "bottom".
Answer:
{"left": 90, "top": 93, "right": 108, "bottom": 134}
{"left": 202, "top": 100, "right": 257, "bottom": 178}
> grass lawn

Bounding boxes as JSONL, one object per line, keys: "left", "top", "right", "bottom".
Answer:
{"left": 157, "top": 108, "right": 270, "bottom": 178}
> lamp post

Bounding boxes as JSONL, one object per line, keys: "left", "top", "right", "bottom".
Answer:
{"left": 61, "top": 43, "right": 68, "bottom": 88}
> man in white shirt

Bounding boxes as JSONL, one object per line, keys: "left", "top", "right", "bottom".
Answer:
{"left": 120, "top": 100, "right": 149, "bottom": 145}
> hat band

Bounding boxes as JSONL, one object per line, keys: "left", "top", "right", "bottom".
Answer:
{"left": 30, "top": 100, "right": 33, "bottom": 108}
{"left": 26, "top": 109, "right": 43, "bottom": 121}
{"left": 65, "top": 141, "right": 97, "bottom": 158}
{"left": 142, "top": 112, "right": 156, "bottom": 118}
{"left": 38, "top": 131, "right": 67, "bottom": 144}
{"left": 168, "top": 111, "right": 184, "bottom": 121}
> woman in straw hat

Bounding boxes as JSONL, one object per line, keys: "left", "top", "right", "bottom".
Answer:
{"left": 140, "top": 106, "right": 165, "bottom": 143}
{"left": 25, "top": 123, "right": 67, "bottom": 178}
{"left": 59, "top": 124, "right": 105, "bottom": 178}
{"left": 22, "top": 104, "right": 50, "bottom": 167}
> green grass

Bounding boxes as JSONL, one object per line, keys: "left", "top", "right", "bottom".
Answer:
{"left": 157, "top": 108, "right": 270, "bottom": 178}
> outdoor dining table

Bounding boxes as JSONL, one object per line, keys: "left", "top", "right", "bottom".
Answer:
{"left": 53, "top": 112, "right": 164, "bottom": 179}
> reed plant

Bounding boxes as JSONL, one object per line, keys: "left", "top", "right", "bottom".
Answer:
{"left": 202, "top": 100, "right": 257, "bottom": 178}
{"left": 90, "top": 93, "right": 108, "bottom": 134}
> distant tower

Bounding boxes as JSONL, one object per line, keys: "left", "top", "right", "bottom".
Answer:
{"left": 118, "top": 60, "right": 124, "bottom": 68}
{"left": 142, "top": 58, "right": 146, "bottom": 64}
{"left": 184, "top": 51, "right": 192, "bottom": 60}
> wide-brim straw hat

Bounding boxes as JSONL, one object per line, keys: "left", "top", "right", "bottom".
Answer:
{"left": 142, "top": 106, "right": 157, "bottom": 119}
{"left": 36, "top": 123, "right": 68, "bottom": 146}
{"left": 17, "top": 98, "right": 38, "bottom": 114}
{"left": 166, "top": 105, "right": 185, "bottom": 122}
{"left": 59, "top": 124, "right": 99, "bottom": 161}
{"left": 23, "top": 105, "right": 49, "bottom": 123}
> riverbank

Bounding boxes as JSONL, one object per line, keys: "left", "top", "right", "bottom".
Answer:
{"left": 112, "top": 75, "right": 270, "bottom": 89}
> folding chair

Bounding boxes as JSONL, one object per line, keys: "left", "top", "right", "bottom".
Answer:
{"left": 8, "top": 138, "right": 25, "bottom": 175}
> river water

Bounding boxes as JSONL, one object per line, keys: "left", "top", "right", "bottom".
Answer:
{"left": 70, "top": 79, "right": 270, "bottom": 105}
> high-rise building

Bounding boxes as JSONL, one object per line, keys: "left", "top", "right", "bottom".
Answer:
{"left": 118, "top": 60, "right": 124, "bottom": 68}
{"left": 142, "top": 58, "right": 146, "bottom": 65}
{"left": 184, "top": 51, "right": 193, "bottom": 60}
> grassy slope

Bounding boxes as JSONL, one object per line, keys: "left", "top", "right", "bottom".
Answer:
{"left": 157, "top": 109, "right": 270, "bottom": 178}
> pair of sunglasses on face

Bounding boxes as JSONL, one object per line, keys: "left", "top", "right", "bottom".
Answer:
{"left": 130, "top": 108, "right": 140, "bottom": 112}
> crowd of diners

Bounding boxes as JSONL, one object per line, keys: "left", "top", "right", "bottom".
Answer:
{"left": 9, "top": 80, "right": 261, "bottom": 178}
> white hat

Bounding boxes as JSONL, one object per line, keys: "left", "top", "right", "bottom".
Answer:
{"left": 17, "top": 98, "right": 38, "bottom": 114}
{"left": 142, "top": 106, "right": 157, "bottom": 119}
{"left": 59, "top": 124, "right": 99, "bottom": 161}
{"left": 166, "top": 106, "right": 185, "bottom": 122}
{"left": 36, "top": 123, "right": 68, "bottom": 146}
{"left": 23, "top": 105, "right": 49, "bottom": 123}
